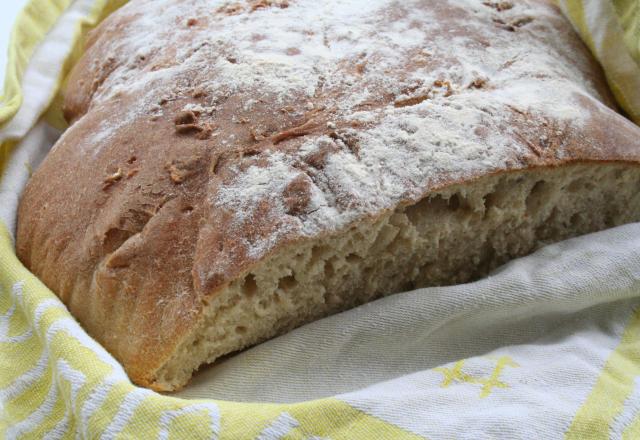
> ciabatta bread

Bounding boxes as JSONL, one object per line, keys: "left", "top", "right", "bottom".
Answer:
{"left": 17, "top": 0, "right": 640, "bottom": 390}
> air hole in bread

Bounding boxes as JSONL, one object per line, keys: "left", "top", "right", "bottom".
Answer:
{"left": 525, "top": 180, "right": 549, "bottom": 212}
{"left": 346, "top": 253, "right": 362, "bottom": 264}
{"left": 278, "top": 275, "right": 297, "bottom": 291}
{"left": 235, "top": 326, "right": 247, "bottom": 334}
{"left": 242, "top": 274, "right": 258, "bottom": 297}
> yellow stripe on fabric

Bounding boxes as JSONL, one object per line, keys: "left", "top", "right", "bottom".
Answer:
{"left": 1, "top": 281, "right": 31, "bottom": 345}
{"left": 1, "top": 0, "right": 131, "bottom": 176}
{"left": 24, "top": 394, "right": 71, "bottom": 440}
{"left": 0, "top": 0, "right": 69, "bottom": 178}
{"left": 0, "top": 138, "right": 19, "bottom": 188}
{"left": 588, "top": 0, "right": 640, "bottom": 123}
{"left": 2, "top": 361, "right": 54, "bottom": 433}
{"left": 565, "top": 308, "right": 640, "bottom": 439}
{"left": 0, "top": 337, "right": 42, "bottom": 389}
{"left": 0, "top": 279, "right": 42, "bottom": 390}
{"left": 218, "top": 401, "right": 298, "bottom": 439}
{"left": 118, "top": 395, "right": 220, "bottom": 439}
{"left": 111, "top": 394, "right": 162, "bottom": 439}
{"left": 608, "top": 81, "right": 640, "bottom": 122}
{"left": 612, "top": 0, "right": 640, "bottom": 63}
{"left": 86, "top": 382, "right": 140, "bottom": 436}
{"left": 6, "top": 306, "right": 31, "bottom": 340}
{"left": 0, "top": 0, "right": 72, "bottom": 126}
{"left": 560, "top": 0, "right": 596, "bottom": 48}
{"left": 292, "top": 398, "right": 425, "bottom": 440}
{"left": 0, "top": 353, "right": 47, "bottom": 420}
{"left": 219, "top": 398, "right": 424, "bottom": 440}
{"left": 561, "top": 0, "right": 640, "bottom": 123}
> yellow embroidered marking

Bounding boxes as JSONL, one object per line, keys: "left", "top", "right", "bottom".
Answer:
{"left": 434, "top": 360, "right": 469, "bottom": 387}
{"left": 435, "top": 356, "right": 519, "bottom": 398}
{"left": 566, "top": 308, "right": 640, "bottom": 439}
{"left": 478, "top": 356, "right": 520, "bottom": 398}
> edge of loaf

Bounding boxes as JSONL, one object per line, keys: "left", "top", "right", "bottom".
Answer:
{"left": 16, "top": 0, "right": 640, "bottom": 390}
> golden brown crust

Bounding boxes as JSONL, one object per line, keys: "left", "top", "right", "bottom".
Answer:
{"left": 16, "top": 0, "right": 640, "bottom": 387}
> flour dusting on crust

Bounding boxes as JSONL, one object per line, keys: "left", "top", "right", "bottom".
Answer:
{"left": 74, "top": 0, "right": 618, "bottom": 273}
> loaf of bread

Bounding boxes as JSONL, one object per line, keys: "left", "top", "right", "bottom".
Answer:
{"left": 16, "top": 0, "right": 640, "bottom": 391}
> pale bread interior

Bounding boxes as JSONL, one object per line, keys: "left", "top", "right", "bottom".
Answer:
{"left": 156, "top": 162, "right": 640, "bottom": 390}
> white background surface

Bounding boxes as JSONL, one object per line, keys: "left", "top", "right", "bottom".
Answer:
{"left": 1, "top": 0, "right": 30, "bottom": 89}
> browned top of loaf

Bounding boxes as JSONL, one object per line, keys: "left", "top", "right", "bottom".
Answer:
{"left": 16, "top": 0, "right": 640, "bottom": 387}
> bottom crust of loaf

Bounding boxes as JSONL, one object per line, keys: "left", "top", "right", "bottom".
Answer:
{"left": 151, "top": 162, "right": 640, "bottom": 391}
